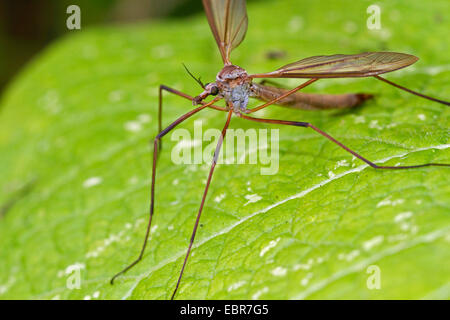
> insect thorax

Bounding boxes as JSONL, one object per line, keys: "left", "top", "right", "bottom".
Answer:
{"left": 216, "top": 65, "right": 252, "bottom": 113}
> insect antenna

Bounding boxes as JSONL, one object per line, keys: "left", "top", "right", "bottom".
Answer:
{"left": 182, "top": 63, "right": 205, "bottom": 89}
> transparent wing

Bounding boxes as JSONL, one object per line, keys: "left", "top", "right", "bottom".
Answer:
{"left": 250, "top": 52, "right": 418, "bottom": 78}
{"left": 203, "top": 0, "right": 248, "bottom": 65}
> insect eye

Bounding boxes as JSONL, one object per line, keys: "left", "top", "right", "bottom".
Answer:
{"left": 210, "top": 86, "right": 219, "bottom": 95}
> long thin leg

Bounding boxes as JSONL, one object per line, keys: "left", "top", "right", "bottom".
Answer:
{"left": 240, "top": 114, "right": 449, "bottom": 169}
{"left": 110, "top": 97, "right": 222, "bottom": 285}
{"left": 159, "top": 85, "right": 227, "bottom": 135}
{"left": 171, "top": 110, "right": 233, "bottom": 300}
{"left": 259, "top": 79, "right": 285, "bottom": 88}
{"left": 375, "top": 75, "right": 450, "bottom": 106}
{"left": 247, "top": 78, "right": 318, "bottom": 113}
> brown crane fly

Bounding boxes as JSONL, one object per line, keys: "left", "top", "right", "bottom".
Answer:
{"left": 111, "top": 0, "right": 449, "bottom": 299}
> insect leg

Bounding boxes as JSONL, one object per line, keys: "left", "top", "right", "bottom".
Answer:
{"left": 171, "top": 109, "right": 233, "bottom": 300}
{"left": 259, "top": 79, "right": 285, "bottom": 88}
{"left": 110, "top": 97, "right": 222, "bottom": 285}
{"left": 247, "top": 78, "right": 318, "bottom": 114}
{"left": 374, "top": 75, "right": 450, "bottom": 106}
{"left": 240, "top": 114, "right": 450, "bottom": 169}
{"left": 158, "top": 85, "right": 227, "bottom": 150}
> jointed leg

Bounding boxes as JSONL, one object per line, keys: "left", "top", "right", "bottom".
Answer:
{"left": 247, "top": 78, "right": 319, "bottom": 113}
{"left": 240, "top": 114, "right": 449, "bottom": 169}
{"left": 259, "top": 79, "right": 285, "bottom": 88}
{"left": 110, "top": 97, "right": 222, "bottom": 285}
{"left": 375, "top": 75, "right": 450, "bottom": 106}
{"left": 159, "top": 85, "right": 227, "bottom": 135}
{"left": 171, "top": 110, "right": 233, "bottom": 300}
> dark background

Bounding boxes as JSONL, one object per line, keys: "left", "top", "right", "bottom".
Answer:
{"left": 0, "top": 0, "right": 210, "bottom": 94}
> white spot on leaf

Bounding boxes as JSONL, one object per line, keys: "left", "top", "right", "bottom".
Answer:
{"left": 338, "top": 250, "right": 360, "bottom": 261}
{"left": 214, "top": 193, "right": 226, "bottom": 203}
{"left": 0, "top": 276, "right": 16, "bottom": 295}
{"left": 271, "top": 266, "right": 287, "bottom": 277}
{"left": 260, "top": 237, "right": 281, "bottom": 257}
{"left": 363, "top": 235, "right": 384, "bottom": 251}
{"left": 83, "top": 177, "right": 102, "bottom": 188}
{"left": 137, "top": 114, "right": 151, "bottom": 123}
{"left": 377, "top": 196, "right": 404, "bottom": 208}
{"left": 300, "top": 273, "right": 313, "bottom": 286}
{"left": 109, "top": 90, "right": 123, "bottom": 102}
{"left": 354, "top": 116, "right": 366, "bottom": 124}
{"left": 244, "top": 194, "right": 262, "bottom": 206}
{"left": 369, "top": 120, "right": 383, "bottom": 130}
{"left": 394, "top": 211, "right": 413, "bottom": 223}
{"left": 227, "top": 281, "right": 247, "bottom": 292}
{"left": 335, "top": 160, "right": 349, "bottom": 169}
{"left": 124, "top": 121, "right": 142, "bottom": 132}
{"left": 288, "top": 16, "right": 303, "bottom": 33}
{"left": 252, "top": 287, "right": 269, "bottom": 300}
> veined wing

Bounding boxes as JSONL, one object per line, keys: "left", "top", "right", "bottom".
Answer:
{"left": 203, "top": 0, "right": 248, "bottom": 65}
{"left": 250, "top": 52, "right": 418, "bottom": 78}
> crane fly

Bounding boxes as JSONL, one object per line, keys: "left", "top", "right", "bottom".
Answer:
{"left": 111, "top": 0, "right": 450, "bottom": 299}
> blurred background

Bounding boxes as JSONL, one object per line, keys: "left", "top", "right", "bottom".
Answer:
{"left": 0, "top": 0, "right": 211, "bottom": 94}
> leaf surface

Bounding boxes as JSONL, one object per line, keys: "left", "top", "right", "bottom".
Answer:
{"left": 0, "top": 0, "right": 449, "bottom": 300}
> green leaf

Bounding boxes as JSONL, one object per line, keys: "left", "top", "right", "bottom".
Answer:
{"left": 0, "top": 0, "right": 449, "bottom": 300}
